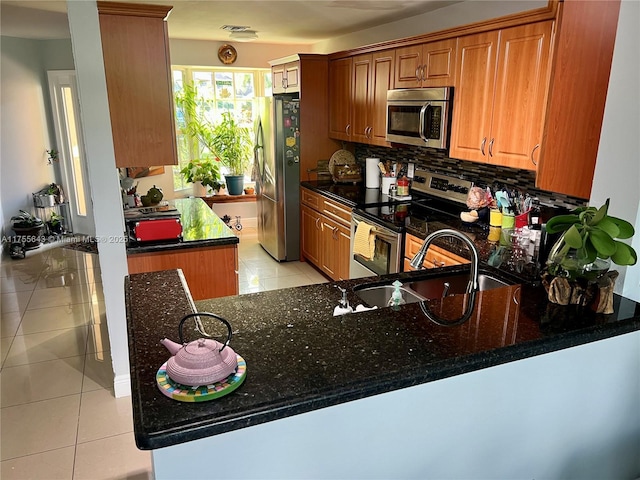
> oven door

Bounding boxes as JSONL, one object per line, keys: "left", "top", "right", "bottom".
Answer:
{"left": 350, "top": 212, "right": 403, "bottom": 279}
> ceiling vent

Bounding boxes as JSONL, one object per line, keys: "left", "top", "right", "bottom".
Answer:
{"left": 220, "top": 25, "right": 251, "bottom": 32}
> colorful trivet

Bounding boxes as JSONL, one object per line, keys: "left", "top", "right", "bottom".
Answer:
{"left": 156, "top": 355, "right": 247, "bottom": 402}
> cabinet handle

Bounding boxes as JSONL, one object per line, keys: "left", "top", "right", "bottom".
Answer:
{"left": 488, "top": 138, "right": 495, "bottom": 157}
{"left": 315, "top": 217, "right": 321, "bottom": 230}
{"left": 530, "top": 144, "right": 540, "bottom": 166}
{"left": 332, "top": 226, "right": 338, "bottom": 240}
{"left": 283, "top": 78, "right": 288, "bottom": 89}
{"left": 480, "top": 137, "right": 487, "bottom": 156}
{"left": 421, "top": 64, "right": 427, "bottom": 81}
{"left": 433, "top": 259, "right": 445, "bottom": 268}
{"left": 415, "top": 66, "right": 421, "bottom": 81}
{"left": 346, "top": 124, "right": 351, "bottom": 136}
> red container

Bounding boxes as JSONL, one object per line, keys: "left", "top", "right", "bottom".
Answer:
{"left": 130, "top": 218, "right": 182, "bottom": 242}
{"left": 396, "top": 177, "right": 410, "bottom": 196}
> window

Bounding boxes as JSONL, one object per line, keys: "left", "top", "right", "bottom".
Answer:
{"left": 172, "top": 67, "right": 271, "bottom": 191}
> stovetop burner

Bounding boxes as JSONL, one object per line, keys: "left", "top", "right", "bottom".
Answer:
{"left": 353, "top": 169, "right": 473, "bottom": 235}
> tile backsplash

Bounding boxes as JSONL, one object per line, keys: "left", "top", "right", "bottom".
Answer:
{"left": 355, "top": 144, "right": 587, "bottom": 210}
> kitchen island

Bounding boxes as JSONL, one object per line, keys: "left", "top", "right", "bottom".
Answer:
{"left": 125, "top": 266, "right": 640, "bottom": 479}
{"left": 127, "top": 197, "right": 239, "bottom": 299}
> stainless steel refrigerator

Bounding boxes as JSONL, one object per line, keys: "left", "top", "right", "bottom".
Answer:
{"left": 255, "top": 94, "right": 300, "bottom": 261}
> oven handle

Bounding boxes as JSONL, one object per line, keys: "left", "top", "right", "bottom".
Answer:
{"left": 352, "top": 214, "right": 399, "bottom": 243}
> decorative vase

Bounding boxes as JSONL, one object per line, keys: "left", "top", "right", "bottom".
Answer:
{"left": 192, "top": 181, "right": 207, "bottom": 197}
{"left": 224, "top": 175, "right": 244, "bottom": 196}
{"left": 546, "top": 232, "right": 611, "bottom": 282}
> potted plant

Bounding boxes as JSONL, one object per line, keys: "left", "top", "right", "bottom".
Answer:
{"left": 210, "top": 111, "right": 252, "bottom": 195}
{"left": 47, "top": 212, "right": 65, "bottom": 235}
{"left": 174, "top": 83, "right": 252, "bottom": 196}
{"left": 545, "top": 198, "right": 636, "bottom": 279}
{"left": 542, "top": 199, "right": 636, "bottom": 311}
{"left": 11, "top": 210, "right": 45, "bottom": 249}
{"left": 179, "top": 158, "right": 222, "bottom": 196}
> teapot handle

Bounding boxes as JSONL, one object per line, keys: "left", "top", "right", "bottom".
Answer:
{"left": 178, "top": 312, "right": 233, "bottom": 352}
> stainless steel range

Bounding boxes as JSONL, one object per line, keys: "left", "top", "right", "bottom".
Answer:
{"left": 349, "top": 168, "right": 473, "bottom": 279}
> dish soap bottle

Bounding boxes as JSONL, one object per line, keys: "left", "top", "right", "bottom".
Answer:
{"left": 387, "top": 280, "right": 406, "bottom": 308}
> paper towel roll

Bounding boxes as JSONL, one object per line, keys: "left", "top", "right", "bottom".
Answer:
{"left": 366, "top": 158, "right": 381, "bottom": 189}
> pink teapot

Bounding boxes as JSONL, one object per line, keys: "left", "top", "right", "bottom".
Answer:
{"left": 161, "top": 313, "right": 238, "bottom": 387}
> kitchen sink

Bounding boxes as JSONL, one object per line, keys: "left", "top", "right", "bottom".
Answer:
{"left": 405, "top": 273, "right": 511, "bottom": 299}
{"left": 354, "top": 271, "right": 515, "bottom": 308}
{"left": 355, "top": 284, "right": 426, "bottom": 307}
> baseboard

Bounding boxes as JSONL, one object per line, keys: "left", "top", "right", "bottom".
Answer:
{"left": 114, "top": 373, "right": 132, "bottom": 398}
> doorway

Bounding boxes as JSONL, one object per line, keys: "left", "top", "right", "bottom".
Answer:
{"left": 47, "top": 70, "right": 95, "bottom": 236}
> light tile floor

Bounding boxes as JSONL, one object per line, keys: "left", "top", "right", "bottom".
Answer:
{"left": 0, "top": 227, "right": 327, "bottom": 479}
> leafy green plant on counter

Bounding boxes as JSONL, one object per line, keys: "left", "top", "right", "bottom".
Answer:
{"left": 545, "top": 198, "right": 637, "bottom": 277}
{"left": 179, "top": 158, "right": 222, "bottom": 190}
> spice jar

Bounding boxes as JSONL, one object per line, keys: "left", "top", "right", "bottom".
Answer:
{"left": 396, "top": 177, "right": 409, "bottom": 196}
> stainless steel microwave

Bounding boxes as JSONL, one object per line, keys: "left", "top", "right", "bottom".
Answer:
{"left": 386, "top": 87, "right": 453, "bottom": 149}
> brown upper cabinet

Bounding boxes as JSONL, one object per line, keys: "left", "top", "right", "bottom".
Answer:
{"left": 97, "top": 2, "right": 178, "bottom": 168}
{"left": 536, "top": 0, "right": 621, "bottom": 199}
{"left": 394, "top": 38, "right": 457, "bottom": 89}
{"left": 270, "top": 55, "right": 340, "bottom": 181}
{"left": 272, "top": 60, "right": 300, "bottom": 94}
{"left": 328, "top": 57, "right": 353, "bottom": 141}
{"left": 329, "top": 51, "right": 394, "bottom": 146}
{"left": 449, "top": 21, "right": 553, "bottom": 171}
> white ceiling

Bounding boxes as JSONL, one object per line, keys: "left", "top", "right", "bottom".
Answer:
{"left": 1, "top": 0, "right": 461, "bottom": 44}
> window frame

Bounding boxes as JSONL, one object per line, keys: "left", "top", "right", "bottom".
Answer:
{"left": 172, "top": 65, "right": 271, "bottom": 193}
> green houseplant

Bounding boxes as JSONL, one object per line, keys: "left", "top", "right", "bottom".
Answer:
{"left": 47, "top": 212, "right": 64, "bottom": 235}
{"left": 174, "top": 83, "right": 252, "bottom": 196}
{"left": 11, "top": 210, "right": 45, "bottom": 248}
{"left": 179, "top": 159, "right": 222, "bottom": 196}
{"left": 544, "top": 198, "right": 637, "bottom": 281}
{"left": 210, "top": 111, "right": 252, "bottom": 195}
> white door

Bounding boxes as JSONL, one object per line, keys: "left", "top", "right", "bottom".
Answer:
{"left": 47, "top": 70, "right": 95, "bottom": 236}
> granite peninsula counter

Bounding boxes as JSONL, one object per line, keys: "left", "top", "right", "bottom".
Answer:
{"left": 126, "top": 198, "right": 239, "bottom": 299}
{"left": 125, "top": 267, "right": 640, "bottom": 479}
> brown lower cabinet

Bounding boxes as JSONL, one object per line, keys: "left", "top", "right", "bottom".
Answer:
{"left": 403, "top": 233, "right": 470, "bottom": 271}
{"left": 300, "top": 188, "right": 352, "bottom": 281}
{"left": 127, "top": 244, "right": 238, "bottom": 300}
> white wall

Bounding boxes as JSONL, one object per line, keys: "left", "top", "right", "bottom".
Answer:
{"left": 311, "top": 0, "right": 547, "bottom": 53}
{"left": 67, "top": 2, "right": 131, "bottom": 397}
{"left": 170, "top": 38, "right": 308, "bottom": 68}
{"left": 1, "top": 37, "right": 57, "bottom": 234}
{"left": 590, "top": 0, "right": 640, "bottom": 301}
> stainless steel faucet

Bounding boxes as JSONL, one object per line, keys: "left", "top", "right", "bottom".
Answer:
{"left": 409, "top": 229, "right": 480, "bottom": 293}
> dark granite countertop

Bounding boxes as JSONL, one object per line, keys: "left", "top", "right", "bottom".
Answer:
{"left": 302, "top": 180, "right": 542, "bottom": 284}
{"left": 126, "top": 198, "right": 238, "bottom": 254}
{"left": 125, "top": 268, "right": 640, "bottom": 450}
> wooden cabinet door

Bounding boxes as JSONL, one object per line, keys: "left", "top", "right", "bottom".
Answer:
{"left": 319, "top": 216, "right": 351, "bottom": 280}
{"left": 404, "top": 233, "right": 469, "bottom": 270}
{"left": 537, "top": 0, "right": 620, "bottom": 199}
{"left": 301, "top": 205, "right": 321, "bottom": 266}
{"left": 422, "top": 38, "right": 457, "bottom": 87}
{"left": 285, "top": 61, "right": 300, "bottom": 92}
{"left": 449, "top": 31, "right": 499, "bottom": 164}
{"left": 97, "top": 2, "right": 178, "bottom": 168}
{"left": 329, "top": 57, "right": 353, "bottom": 141}
{"left": 395, "top": 39, "right": 456, "bottom": 89}
{"left": 394, "top": 44, "right": 423, "bottom": 89}
{"left": 351, "top": 54, "right": 372, "bottom": 143}
{"left": 272, "top": 64, "right": 285, "bottom": 94}
{"left": 489, "top": 22, "right": 553, "bottom": 170}
{"left": 335, "top": 221, "right": 352, "bottom": 281}
{"left": 369, "top": 50, "right": 394, "bottom": 146}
